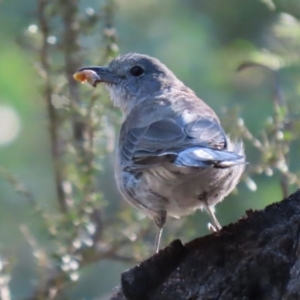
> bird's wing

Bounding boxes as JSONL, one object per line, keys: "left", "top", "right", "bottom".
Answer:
{"left": 182, "top": 111, "right": 227, "bottom": 150}
{"left": 120, "top": 118, "right": 186, "bottom": 169}
{"left": 120, "top": 110, "right": 244, "bottom": 170}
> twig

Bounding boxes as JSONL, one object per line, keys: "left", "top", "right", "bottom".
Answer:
{"left": 237, "top": 61, "right": 292, "bottom": 196}
{"left": 0, "top": 168, "right": 34, "bottom": 203}
{"left": 37, "top": 0, "right": 67, "bottom": 213}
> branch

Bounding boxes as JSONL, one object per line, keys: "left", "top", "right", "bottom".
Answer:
{"left": 37, "top": 0, "right": 67, "bottom": 213}
{"left": 110, "top": 190, "right": 300, "bottom": 300}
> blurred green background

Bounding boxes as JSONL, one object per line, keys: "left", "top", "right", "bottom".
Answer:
{"left": 1, "top": 0, "right": 300, "bottom": 299}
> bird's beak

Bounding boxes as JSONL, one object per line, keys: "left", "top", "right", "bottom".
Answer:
{"left": 74, "top": 66, "right": 118, "bottom": 87}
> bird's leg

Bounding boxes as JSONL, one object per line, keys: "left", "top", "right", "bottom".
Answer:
{"left": 153, "top": 210, "right": 167, "bottom": 253}
{"left": 205, "top": 203, "right": 222, "bottom": 232}
{"left": 154, "top": 227, "right": 163, "bottom": 253}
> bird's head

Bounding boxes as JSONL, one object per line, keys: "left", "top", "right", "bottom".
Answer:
{"left": 75, "top": 53, "right": 181, "bottom": 115}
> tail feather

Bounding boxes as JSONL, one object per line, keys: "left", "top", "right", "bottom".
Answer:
{"left": 174, "top": 146, "right": 245, "bottom": 168}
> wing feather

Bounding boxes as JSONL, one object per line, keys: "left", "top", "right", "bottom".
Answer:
{"left": 119, "top": 100, "right": 242, "bottom": 170}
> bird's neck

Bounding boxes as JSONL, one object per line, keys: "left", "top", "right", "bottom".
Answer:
{"left": 106, "top": 79, "right": 189, "bottom": 118}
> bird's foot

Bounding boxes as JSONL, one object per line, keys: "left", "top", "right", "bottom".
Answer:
{"left": 207, "top": 222, "right": 222, "bottom": 233}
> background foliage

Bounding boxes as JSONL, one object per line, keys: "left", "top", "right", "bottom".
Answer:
{"left": 1, "top": 0, "right": 300, "bottom": 299}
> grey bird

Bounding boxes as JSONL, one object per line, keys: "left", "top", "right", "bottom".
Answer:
{"left": 76, "top": 53, "right": 245, "bottom": 252}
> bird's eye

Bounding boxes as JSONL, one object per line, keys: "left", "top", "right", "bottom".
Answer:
{"left": 130, "top": 66, "right": 144, "bottom": 77}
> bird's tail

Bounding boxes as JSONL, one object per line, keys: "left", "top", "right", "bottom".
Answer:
{"left": 174, "top": 145, "right": 245, "bottom": 169}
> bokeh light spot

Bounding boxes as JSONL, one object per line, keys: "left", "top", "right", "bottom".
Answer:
{"left": 0, "top": 105, "right": 21, "bottom": 146}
